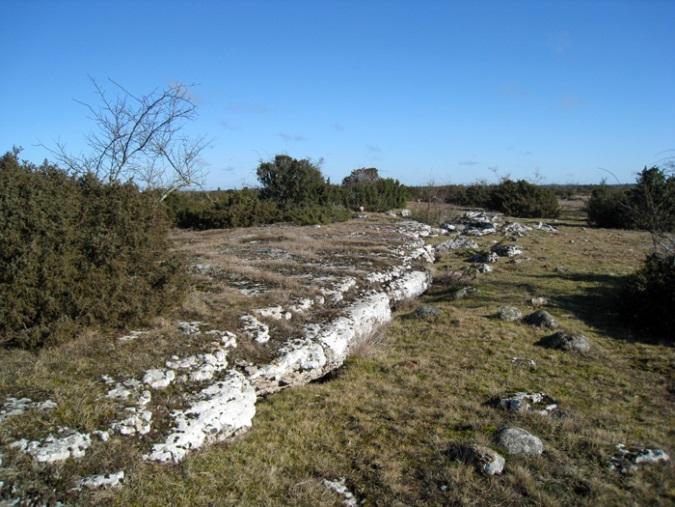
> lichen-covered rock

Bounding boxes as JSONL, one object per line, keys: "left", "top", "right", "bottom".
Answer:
{"left": 609, "top": 444, "right": 670, "bottom": 473}
{"left": 413, "top": 305, "right": 441, "bottom": 319}
{"left": 496, "top": 306, "right": 522, "bottom": 322}
{"left": 492, "top": 244, "right": 523, "bottom": 258}
{"left": 143, "top": 368, "right": 176, "bottom": 389}
{"left": 538, "top": 331, "right": 591, "bottom": 353}
{"left": 471, "top": 251, "right": 499, "bottom": 264}
{"left": 503, "top": 222, "right": 532, "bottom": 237}
{"left": 453, "top": 444, "right": 505, "bottom": 476}
{"left": 12, "top": 430, "right": 92, "bottom": 463}
{"left": 435, "top": 237, "right": 479, "bottom": 253}
{"left": 240, "top": 314, "right": 271, "bottom": 344}
{"left": 0, "top": 397, "right": 57, "bottom": 424}
{"left": 496, "top": 427, "right": 544, "bottom": 455}
{"left": 145, "top": 371, "right": 256, "bottom": 463}
{"left": 177, "top": 321, "right": 201, "bottom": 336}
{"left": 476, "top": 263, "right": 493, "bottom": 273}
{"left": 76, "top": 471, "right": 124, "bottom": 490}
{"left": 523, "top": 310, "right": 558, "bottom": 329}
{"left": 496, "top": 392, "right": 559, "bottom": 416}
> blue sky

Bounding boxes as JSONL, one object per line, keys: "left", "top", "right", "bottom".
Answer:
{"left": 2, "top": 0, "right": 674, "bottom": 188}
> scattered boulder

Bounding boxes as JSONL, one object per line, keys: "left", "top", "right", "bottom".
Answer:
{"left": 452, "top": 444, "right": 505, "bottom": 476}
{"left": 413, "top": 305, "right": 441, "bottom": 319}
{"left": 496, "top": 306, "right": 522, "bottom": 322}
{"left": 496, "top": 427, "right": 544, "bottom": 455}
{"left": 492, "top": 244, "right": 523, "bottom": 258}
{"left": 460, "top": 211, "right": 500, "bottom": 236}
{"left": 435, "top": 237, "right": 479, "bottom": 253}
{"left": 495, "top": 392, "right": 559, "bottom": 416}
{"left": 609, "top": 444, "right": 670, "bottom": 473}
{"left": 400, "top": 209, "right": 412, "bottom": 217}
{"left": 523, "top": 310, "right": 558, "bottom": 329}
{"left": 537, "top": 331, "right": 591, "bottom": 353}
{"left": 471, "top": 251, "right": 499, "bottom": 264}
{"left": 503, "top": 222, "right": 532, "bottom": 237}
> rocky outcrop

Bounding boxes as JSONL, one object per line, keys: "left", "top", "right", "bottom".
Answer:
{"left": 146, "top": 371, "right": 256, "bottom": 463}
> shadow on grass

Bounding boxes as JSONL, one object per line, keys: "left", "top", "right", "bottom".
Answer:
{"left": 533, "top": 272, "right": 666, "bottom": 345}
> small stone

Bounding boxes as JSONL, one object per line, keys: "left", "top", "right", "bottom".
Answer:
{"left": 523, "top": 310, "right": 558, "bottom": 329}
{"left": 609, "top": 444, "right": 670, "bottom": 473}
{"left": 496, "top": 392, "right": 558, "bottom": 416}
{"left": 177, "top": 321, "right": 201, "bottom": 336}
{"left": 453, "top": 444, "right": 505, "bottom": 476}
{"left": 496, "top": 427, "right": 544, "bottom": 455}
{"left": 76, "top": 470, "right": 124, "bottom": 490}
{"left": 451, "top": 287, "right": 470, "bottom": 300}
{"left": 496, "top": 306, "right": 522, "bottom": 322}
{"left": 413, "top": 305, "right": 441, "bottom": 319}
{"left": 530, "top": 297, "right": 548, "bottom": 307}
{"left": 400, "top": 209, "right": 411, "bottom": 217}
{"left": 538, "top": 331, "right": 591, "bottom": 353}
{"left": 476, "top": 263, "right": 493, "bottom": 273}
{"left": 511, "top": 357, "right": 536, "bottom": 369}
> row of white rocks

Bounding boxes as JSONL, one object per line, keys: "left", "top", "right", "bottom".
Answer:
{"left": 2, "top": 220, "right": 437, "bottom": 496}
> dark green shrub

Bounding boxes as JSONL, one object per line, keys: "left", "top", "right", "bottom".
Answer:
{"left": 284, "top": 204, "right": 351, "bottom": 225}
{"left": 586, "top": 168, "right": 675, "bottom": 231}
{"left": 170, "top": 189, "right": 281, "bottom": 229}
{"left": 257, "top": 155, "right": 330, "bottom": 208}
{"left": 341, "top": 177, "right": 407, "bottom": 211}
{"left": 627, "top": 167, "right": 675, "bottom": 232}
{"left": 488, "top": 179, "right": 560, "bottom": 218}
{"left": 0, "top": 151, "right": 185, "bottom": 349}
{"left": 586, "top": 186, "right": 632, "bottom": 228}
{"left": 620, "top": 251, "right": 675, "bottom": 341}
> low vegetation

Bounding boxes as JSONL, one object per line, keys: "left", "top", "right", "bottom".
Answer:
{"left": 586, "top": 167, "right": 675, "bottom": 231}
{"left": 0, "top": 150, "right": 185, "bottom": 349}
{"left": 168, "top": 157, "right": 407, "bottom": 229}
{"left": 412, "top": 179, "right": 561, "bottom": 219}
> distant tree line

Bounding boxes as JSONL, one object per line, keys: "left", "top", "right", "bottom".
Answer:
{"left": 167, "top": 156, "right": 408, "bottom": 229}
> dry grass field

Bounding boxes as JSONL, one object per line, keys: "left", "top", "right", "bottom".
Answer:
{"left": 1, "top": 202, "right": 673, "bottom": 506}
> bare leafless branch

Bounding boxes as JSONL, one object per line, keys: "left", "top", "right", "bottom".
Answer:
{"left": 47, "top": 79, "right": 208, "bottom": 198}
